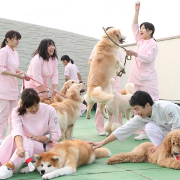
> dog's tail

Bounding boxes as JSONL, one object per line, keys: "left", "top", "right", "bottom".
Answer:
{"left": 125, "top": 83, "right": 134, "bottom": 94}
{"left": 95, "top": 148, "right": 111, "bottom": 158}
{"left": 90, "top": 86, "right": 114, "bottom": 104}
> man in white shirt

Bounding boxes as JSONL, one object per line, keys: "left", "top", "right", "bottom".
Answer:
{"left": 90, "top": 91, "right": 180, "bottom": 152}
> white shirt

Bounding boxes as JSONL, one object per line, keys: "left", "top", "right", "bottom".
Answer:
{"left": 113, "top": 100, "right": 180, "bottom": 142}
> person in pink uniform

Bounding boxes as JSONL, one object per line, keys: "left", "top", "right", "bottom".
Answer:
{"left": 126, "top": 2, "right": 159, "bottom": 140}
{"left": 0, "top": 88, "right": 61, "bottom": 179}
{"left": 24, "top": 39, "right": 58, "bottom": 99}
{"left": 0, "top": 30, "right": 29, "bottom": 143}
{"left": 61, "top": 55, "right": 86, "bottom": 116}
{"left": 88, "top": 27, "right": 123, "bottom": 136}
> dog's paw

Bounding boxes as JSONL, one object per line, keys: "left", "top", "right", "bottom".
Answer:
{"left": 42, "top": 173, "right": 53, "bottom": 180}
{"left": 106, "top": 158, "right": 115, "bottom": 165}
{"left": 20, "top": 166, "right": 30, "bottom": 173}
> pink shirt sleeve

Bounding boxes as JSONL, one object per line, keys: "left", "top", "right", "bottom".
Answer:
{"left": 132, "top": 24, "right": 141, "bottom": 44}
{"left": 64, "top": 64, "right": 70, "bottom": 77}
{"left": 31, "top": 56, "right": 43, "bottom": 87}
{"left": 46, "top": 107, "right": 61, "bottom": 145}
{"left": 137, "top": 42, "right": 158, "bottom": 63}
{"left": 0, "top": 48, "right": 8, "bottom": 73}
{"left": 89, "top": 46, "right": 96, "bottom": 61}
{"left": 11, "top": 107, "right": 24, "bottom": 139}
{"left": 51, "top": 58, "right": 58, "bottom": 85}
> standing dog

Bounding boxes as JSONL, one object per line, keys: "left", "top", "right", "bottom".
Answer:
{"left": 51, "top": 83, "right": 85, "bottom": 140}
{"left": 20, "top": 140, "right": 111, "bottom": 179}
{"left": 84, "top": 28, "right": 125, "bottom": 119}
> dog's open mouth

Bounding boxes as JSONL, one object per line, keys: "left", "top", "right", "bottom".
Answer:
{"left": 174, "top": 155, "right": 180, "bottom": 160}
{"left": 80, "top": 89, "right": 86, "bottom": 93}
{"left": 119, "top": 38, "right": 125, "bottom": 44}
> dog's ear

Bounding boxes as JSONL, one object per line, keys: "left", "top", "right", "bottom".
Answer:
{"left": 163, "top": 133, "right": 173, "bottom": 155}
{"left": 34, "top": 154, "right": 42, "bottom": 162}
{"left": 69, "top": 89, "right": 78, "bottom": 100}
{"left": 52, "top": 156, "right": 61, "bottom": 164}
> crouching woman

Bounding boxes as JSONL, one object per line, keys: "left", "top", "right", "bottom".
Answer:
{"left": 0, "top": 88, "right": 61, "bottom": 179}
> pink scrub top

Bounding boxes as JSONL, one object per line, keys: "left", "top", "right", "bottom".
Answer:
{"left": 0, "top": 45, "right": 19, "bottom": 100}
{"left": 64, "top": 62, "right": 79, "bottom": 81}
{"left": 25, "top": 54, "right": 58, "bottom": 92}
{"left": 11, "top": 102, "right": 61, "bottom": 147}
{"left": 128, "top": 24, "right": 159, "bottom": 86}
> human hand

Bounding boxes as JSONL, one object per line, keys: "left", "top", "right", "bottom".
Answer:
{"left": 151, "top": 144, "right": 160, "bottom": 153}
{"left": 23, "top": 72, "right": 30, "bottom": 81}
{"left": 52, "top": 89, "right": 58, "bottom": 97}
{"left": 15, "top": 72, "right": 25, "bottom": 79}
{"left": 41, "top": 91, "right": 49, "bottom": 99}
{"left": 25, "top": 133, "right": 39, "bottom": 141}
{"left": 135, "top": 1, "right": 140, "bottom": 12}
{"left": 16, "top": 147, "right": 25, "bottom": 158}
{"left": 125, "top": 50, "right": 137, "bottom": 57}
{"left": 88, "top": 141, "right": 103, "bottom": 150}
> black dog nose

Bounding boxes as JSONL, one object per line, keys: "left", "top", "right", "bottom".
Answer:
{"left": 174, "top": 152, "right": 178, "bottom": 155}
{"left": 41, "top": 169, "right": 45, "bottom": 175}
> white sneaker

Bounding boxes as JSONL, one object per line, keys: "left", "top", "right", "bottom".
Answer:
{"left": 98, "top": 132, "right": 108, "bottom": 136}
{"left": 0, "top": 165, "right": 13, "bottom": 179}
{"left": 134, "top": 134, "right": 149, "bottom": 140}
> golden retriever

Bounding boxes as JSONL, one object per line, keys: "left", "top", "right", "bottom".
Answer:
{"left": 84, "top": 28, "right": 125, "bottom": 119}
{"left": 20, "top": 140, "right": 111, "bottom": 179}
{"left": 50, "top": 83, "right": 85, "bottom": 140}
{"left": 40, "top": 80, "right": 78, "bottom": 104}
{"left": 107, "top": 130, "right": 180, "bottom": 169}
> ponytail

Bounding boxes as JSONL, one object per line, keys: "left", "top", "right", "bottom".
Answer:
{"left": 70, "top": 59, "right": 74, "bottom": 64}
{"left": 1, "top": 39, "right": 6, "bottom": 48}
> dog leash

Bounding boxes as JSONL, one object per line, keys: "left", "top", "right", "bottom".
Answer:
{"left": 102, "top": 27, "right": 132, "bottom": 77}
{"left": 24, "top": 77, "right": 67, "bottom": 98}
{"left": 43, "top": 131, "right": 52, "bottom": 152}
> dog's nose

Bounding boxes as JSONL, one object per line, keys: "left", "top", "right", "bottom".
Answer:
{"left": 41, "top": 169, "right": 45, "bottom": 175}
{"left": 174, "top": 152, "right": 178, "bottom": 155}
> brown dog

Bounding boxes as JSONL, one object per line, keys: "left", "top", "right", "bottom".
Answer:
{"left": 84, "top": 28, "right": 125, "bottom": 119}
{"left": 51, "top": 83, "right": 86, "bottom": 140}
{"left": 107, "top": 130, "right": 180, "bottom": 169}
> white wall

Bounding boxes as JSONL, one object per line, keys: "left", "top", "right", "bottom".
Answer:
{"left": 120, "top": 36, "right": 180, "bottom": 101}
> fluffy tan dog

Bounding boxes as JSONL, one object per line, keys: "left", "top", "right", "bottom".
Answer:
{"left": 102, "top": 81, "right": 134, "bottom": 133}
{"left": 84, "top": 28, "right": 125, "bottom": 119}
{"left": 107, "top": 130, "right": 180, "bottom": 169}
{"left": 20, "top": 140, "right": 111, "bottom": 179}
{"left": 51, "top": 83, "right": 85, "bottom": 140}
{"left": 40, "top": 80, "right": 78, "bottom": 104}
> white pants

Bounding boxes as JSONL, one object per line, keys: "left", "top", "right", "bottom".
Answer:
{"left": 145, "top": 122, "right": 166, "bottom": 146}
{"left": 0, "top": 99, "right": 18, "bottom": 141}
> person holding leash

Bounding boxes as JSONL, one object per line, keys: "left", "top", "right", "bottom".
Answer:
{"left": 0, "top": 88, "right": 61, "bottom": 179}
{"left": 0, "top": 30, "right": 29, "bottom": 143}
{"left": 24, "top": 39, "right": 58, "bottom": 99}
{"left": 125, "top": 2, "right": 159, "bottom": 140}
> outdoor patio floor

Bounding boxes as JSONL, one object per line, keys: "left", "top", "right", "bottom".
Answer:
{"left": 9, "top": 110, "right": 179, "bottom": 180}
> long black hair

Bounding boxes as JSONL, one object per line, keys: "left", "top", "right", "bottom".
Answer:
{"left": 32, "top": 39, "right": 58, "bottom": 61}
{"left": 61, "top": 55, "right": 74, "bottom": 64}
{"left": 1, "top": 30, "right": 21, "bottom": 48}
{"left": 140, "top": 22, "right": 155, "bottom": 39}
{"left": 17, "top": 88, "right": 40, "bottom": 115}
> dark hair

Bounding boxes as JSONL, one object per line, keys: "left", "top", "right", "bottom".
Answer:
{"left": 32, "top": 39, "right": 58, "bottom": 61}
{"left": 61, "top": 55, "right": 74, "bottom": 64}
{"left": 106, "top": 26, "right": 114, "bottom": 31}
{"left": 17, "top": 88, "right": 40, "bottom": 115}
{"left": 1, "top": 30, "right": 21, "bottom": 48}
{"left": 140, "top": 22, "right": 155, "bottom": 39}
{"left": 130, "top": 90, "right": 153, "bottom": 108}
